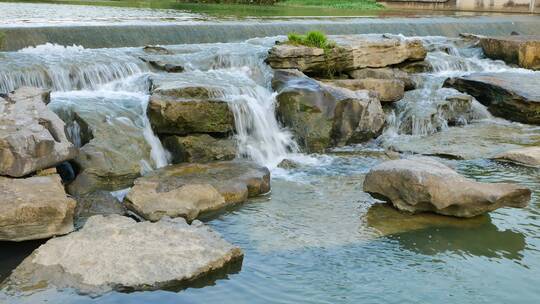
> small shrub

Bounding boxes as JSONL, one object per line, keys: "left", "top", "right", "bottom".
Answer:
{"left": 287, "top": 33, "right": 304, "bottom": 45}
{"left": 285, "top": 31, "right": 334, "bottom": 51}
{"left": 304, "top": 31, "right": 327, "bottom": 48}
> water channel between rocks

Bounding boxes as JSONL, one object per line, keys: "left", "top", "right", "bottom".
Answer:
{"left": 0, "top": 32, "right": 539, "bottom": 303}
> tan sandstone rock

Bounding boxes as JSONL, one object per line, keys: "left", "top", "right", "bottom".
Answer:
{"left": 125, "top": 161, "right": 270, "bottom": 222}
{"left": 479, "top": 35, "right": 540, "bottom": 70}
{"left": 363, "top": 158, "right": 531, "bottom": 218}
{"left": 267, "top": 34, "right": 426, "bottom": 76}
{"left": 0, "top": 87, "right": 77, "bottom": 177}
{"left": 148, "top": 76, "right": 235, "bottom": 135}
{"left": 320, "top": 78, "right": 405, "bottom": 102}
{"left": 494, "top": 147, "right": 540, "bottom": 167}
{"left": 3, "top": 215, "right": 243, "bottom": 295}
{"left": 0, "top": 174, "right": 75, "bottom": 241}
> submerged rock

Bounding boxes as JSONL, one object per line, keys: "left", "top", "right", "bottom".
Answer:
{"left": 363, "top": 158, "right": 531, "bottom": 218}
{"left": 273, "top": 69, "right": 384, "bottom": 153}
{"left": 0, "top": 174, "right": 75, "bottom": 241}
{"left": 3, "top": 215, "right": 243, "bottom": 295}
{"left": 444, "top": 72, "right": 540, "bottom": 124}
{"left": 163, "top": 134, "right": 237, "bottom": 164}
{"left": 479, "top": 36, "right": 540, "bottom": 70}
{"left": 320, "top": 78, "right": 405, "bottom": 103}
{"left": 494, "top": 147, "right": 540, "bottom": 167}
{"left": 267, "top": 34, "right": 426, "bottom": 76}
{"left": 347, "top": 67, "right": 415, "bottom": 90}
{"left": 148, "top": 76, "right": 235, "bottom": 135}
{"left": 0, "top": 87, "right": 77, "bottom": 177}
{"left": 125, "top": 161, "right": 270, "bottom": 221}
{"left": 366, "top": 203, "right": 489, "bottom": 236}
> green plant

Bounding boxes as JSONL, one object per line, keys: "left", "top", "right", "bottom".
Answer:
{"left": 286, "top": 31, "right": 334, "bottom": 51}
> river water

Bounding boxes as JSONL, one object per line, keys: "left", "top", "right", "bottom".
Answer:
{"left": 0, "top": 30, "right": 539, "bottom": 303}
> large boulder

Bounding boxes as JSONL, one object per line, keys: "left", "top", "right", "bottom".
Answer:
{"left": 3, "top": 215, "right": 243, "bottom": 295}
{"left": 444, "top": 72, "right": 540, "bottom": 124}
{"left": 0, "top": 87, "right": 77, "bottom": 177}
{"left": 479, "top": 36, "right": 540, "bottom": 70}
{"left": 163, "top": 134, "right": 237, "bottom": 164}
{"left": 49, "top": 92, "right": 157, "bottom": 196}
{"left": 347, "top": 67, "right": 415, "bottom": 90}
{"left": 0, "top": 174, "right": 75, "bottom": 241}
{"left": 363, "top": 158, "right": 531, "bottom": 218}
{"left": 273, "top": 69, "right": 385, "bottom": 153}
{"left": 125, "top": 161, "right": 270, "bottom": 222}
{"left": 494, "top": 147, "right": 540, "bottom": 167}
{"left": 267, "top": 34, "right": 426, "bottom": 76}
{"left": 148, "top": 75, "right": 235, "bottom": 135}
{"left": 320, "top": 78, "right": 405, "bottom": 103}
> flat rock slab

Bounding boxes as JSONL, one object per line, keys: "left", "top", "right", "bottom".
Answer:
{"left": 0, "top": 87, "right": 77, "bottom": 177}
{"left": 444, "top": 72, "right": 540, "bottom": 124}
{"left": 385, "top": 120, "right": 540, "bottom": 159}
{"left": 479, "top": 35, "right": 540, "bottom": 70}
{"left": 0, "top": 174, "right": 75, "bottom": 241}
{"left": 363, "top": 158, "right": 531, "bottom": 218}
{"left": 494, "top": 146, "right": 540, "bottom": 167}
{"left": 126, "top": 161, "right": 270, "bottom": 221}
{"left": 3, "top": 215, "right": 243, "bottom": 295}
{"left": 320, "top": 78, "right": 404, "bottom": 102}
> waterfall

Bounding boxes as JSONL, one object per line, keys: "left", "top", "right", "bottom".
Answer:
{"left": 0, "top": 43, "right": 148, "bottom": 93}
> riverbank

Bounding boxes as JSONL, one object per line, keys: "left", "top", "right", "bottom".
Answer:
{"left": 2, "top": 9, "right": 540, "bottom": 50}
{"left": 1, "top": 0, "right": 385, "bottom": 17}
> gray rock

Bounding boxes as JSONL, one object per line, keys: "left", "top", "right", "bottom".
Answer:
{"left": 74, "top": 191, "right": 127, "bottom": 228}
{"left": 363, "top": 158, "right": 531, "bottom": 218}
{"left": 3, "top": 215, "right": 243, "bottom": 295}
{"left": 273, "top": 69, "right": 384, "bottom": 153}
{"left": 140, "top": 56, "right": 185, "bottom": 73}
{"left": 0, "top": 174, "right": 75, "bottom": 241}
{"left": 0, "top": 87, "right": 77, "bottom": 177}
{"left": 444, "top": 72, "right": 540, "bottom": 124}
{"left": 125, "top": 161, "right": 270, "bottom": 222}
{"left": 163, "top": 134, "right": 237, "bottom": 164}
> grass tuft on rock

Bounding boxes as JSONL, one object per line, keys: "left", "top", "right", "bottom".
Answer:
{"left": 286, "top": 31, "right": 336, "bottom": 51}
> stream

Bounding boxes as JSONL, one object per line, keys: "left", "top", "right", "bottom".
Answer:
{"left": 0, "top": 14, "right": 539, "bottom": 304}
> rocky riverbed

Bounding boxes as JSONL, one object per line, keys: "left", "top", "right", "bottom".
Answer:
{"left": 0, "top": 31, "right": 539, "bottom": 303}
